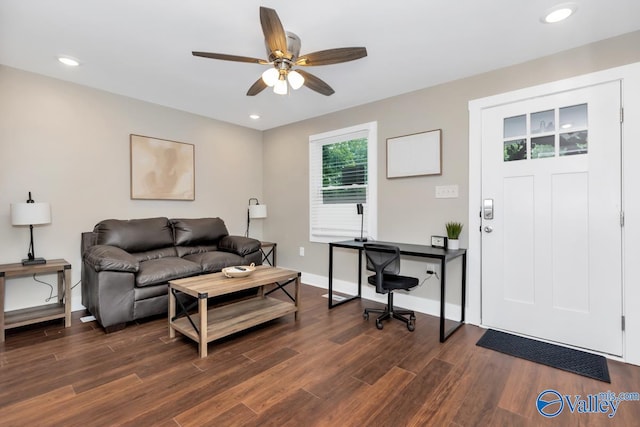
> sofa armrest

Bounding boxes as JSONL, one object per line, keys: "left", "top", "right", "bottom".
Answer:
{"left": 218, "top": 235, "right": 261, "bottom": 256}
{"left": 83, "top": 245, "right": 140, "bottom": 273}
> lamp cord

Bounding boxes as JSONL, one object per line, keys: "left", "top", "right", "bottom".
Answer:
{"left": 31, "top": 274, "right": 81, "bottom": 302}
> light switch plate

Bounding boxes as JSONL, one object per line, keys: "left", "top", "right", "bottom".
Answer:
{"left": 435, "top": 184, "right": 459, "bottom": 199}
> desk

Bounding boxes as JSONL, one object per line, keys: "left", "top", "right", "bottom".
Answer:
{"left": 328, "top": 240, "right": 466, "bottom": 342}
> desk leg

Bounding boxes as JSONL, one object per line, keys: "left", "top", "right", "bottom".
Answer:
{"left": 461, "top": 253, "right": 467, "bottom": 323}
{"left": 328, "top": 244, "right": 334, "bottom": 309}
{"left": 328, "top": 245, "right": 362, "bottom": 309}
{"left": 357, "top": 248, "right": 362, "bottom": 298}
{"left": 63, "top": 267, "right": 72, "bottom": 328}
{"left": 440, "top": 254, "right": 466, "bottom": 342}
{"left": 198, "top": 297, "right": 208, "bottom": 358}
{"left": 439, "top": 259, "right": 446, "bottom": 342}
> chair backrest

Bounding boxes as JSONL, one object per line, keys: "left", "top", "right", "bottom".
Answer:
{"left": 364, "top": 244, "right": 401, "bottom": 276}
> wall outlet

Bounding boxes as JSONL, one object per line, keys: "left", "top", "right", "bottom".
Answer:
{"left": 299, "top": 246, "right": 305, "bottom": 256}
{"left": 426, "top": 263, "right": 438, "bottom": 274}
{"left": 435, "top": 184, "right": 459, "bottom": 199}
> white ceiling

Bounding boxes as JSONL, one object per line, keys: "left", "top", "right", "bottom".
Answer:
{"left": 2, "top": 1, "right": 640, "bottom": 131}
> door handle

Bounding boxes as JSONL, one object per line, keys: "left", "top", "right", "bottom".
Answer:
{"left": 484, "top": 226, "right": 493, "bottom": 233}
{"left": 483, "top": 199, "right": 494, "bottom": 220}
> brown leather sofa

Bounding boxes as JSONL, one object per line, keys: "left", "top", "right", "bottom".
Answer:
{"left": 81, "top": 217, "right": 262, "bottom": 332}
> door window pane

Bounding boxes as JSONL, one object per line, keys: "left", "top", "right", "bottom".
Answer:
{"left": 504, "top": 115, "right": 526, "bottom": 138}
{"left": 504, "top": 139, "right": 527, "bottom": 161}
{"left": 532, "top": 135, "right": 555, "bottom": 159}
{"left": 560, "top": 104, "right": 587, "bottom": 130}
{"left": 560, "top": 131, "right": 588, "bottom": 156}
{"left": 531, "top": 110, "right": 555, "bottom": 134}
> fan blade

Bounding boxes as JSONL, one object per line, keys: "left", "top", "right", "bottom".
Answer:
{"left": 192, "top": 51, "right": 268, "bottom": 64}
{"left": 260, "top": 7, "right": 287, "bottom": 57}
{"left": 246, "top": 78, "right": 268, "bottom": 96}
{"left": 296, "top": 70, "right": 335, "bottom": 96}
{"left": 296, "top": 47, "right": 367, "bottom": 66}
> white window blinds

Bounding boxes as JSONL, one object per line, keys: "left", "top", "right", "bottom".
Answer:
{"left": 309, "top": 122, "right": 377, "bottom": 243}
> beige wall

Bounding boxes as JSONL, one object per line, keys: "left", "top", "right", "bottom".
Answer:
{"left": 0, "top": 65, "right": 264, "bottom": 311}
{"left": 262, "top": 31, "right": 640, "bottom": 316}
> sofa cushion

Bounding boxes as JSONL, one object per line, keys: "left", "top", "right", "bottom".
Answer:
{"left": 175, "top": 244, "right": 218, "bottom": 258}
{"left": 94, "top": 217, "right": 174, "bottom": 253}
{"left": 135, "top": 257, "right": 202, "bottom": 287}
{"left": 183, "top": 251, "right": 245, "bottom": 274}
{"left": 133, "top": 247, "right": 178, "bottom": 262}
{"left": 171, "top": 217, "right": 228, "bottom": 246}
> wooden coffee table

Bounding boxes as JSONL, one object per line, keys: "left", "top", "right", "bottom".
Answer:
{"left": 168, "top": 266, "right": 300, "bottom": 357}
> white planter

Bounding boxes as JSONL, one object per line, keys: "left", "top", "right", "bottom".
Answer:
{"left": 447, "top": 239, "right": 459, "bottom": 250}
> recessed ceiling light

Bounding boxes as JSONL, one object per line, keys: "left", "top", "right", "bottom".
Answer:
{"left": 541, "top": 3, "right": 577, "bottom": 24}
{"left": 249, "top": 114, "right": 260, "bottom": 120}
{"left": 57, "top": 56, "right": 80, "bottom": 67}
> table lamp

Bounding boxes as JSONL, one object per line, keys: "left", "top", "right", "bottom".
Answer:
{"left": 355, "top": 203, "right": 367, "bottom": 242}
{"left": 246, "top": 197, "right": 267, "bottom": 237}
{"left": 11, "top": 191, "right": 51, "bottom": 265}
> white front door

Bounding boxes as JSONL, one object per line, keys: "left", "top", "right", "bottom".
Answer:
{"left": 481, "top": 81, "right": 623, "bottom": 356}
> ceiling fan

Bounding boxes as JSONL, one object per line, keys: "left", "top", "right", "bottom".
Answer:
{"left": 192, "top": 7, "right": 367, "bottom": 96}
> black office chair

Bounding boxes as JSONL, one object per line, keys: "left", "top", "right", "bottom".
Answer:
{"left": 363, "top": 244, "right": 419, "bottom": 331}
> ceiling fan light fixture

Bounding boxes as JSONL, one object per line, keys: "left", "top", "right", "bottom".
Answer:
{"left": 193, "top": 7, "right": 367, "bottom": 97}
{"left": 274, "top": 77, "right": 288, "bottom": 95}
{"left": 287, "top": 70, "right": 305, "bottom": 90}
{"left": 262, "top": 68, "right": 279, "bottom": 87}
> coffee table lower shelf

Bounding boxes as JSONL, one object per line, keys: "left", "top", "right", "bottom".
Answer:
{"left": 170, "top": 296, "right": 297, "bottom": 353}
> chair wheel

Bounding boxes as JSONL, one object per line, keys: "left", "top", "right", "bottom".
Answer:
{"left": 376, "top": 320, "right": 383, "bottom": 330}
{"left": 363, "top": 312, "right": 369, "bottom": 320}
{"left": 407, "top": 322, "right": 415, "bottom": 332}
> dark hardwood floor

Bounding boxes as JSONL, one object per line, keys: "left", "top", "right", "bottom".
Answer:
{"left": 2, "top": 284, "right": 639, "bottom": 426}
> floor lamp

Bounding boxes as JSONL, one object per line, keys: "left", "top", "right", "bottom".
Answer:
{"left": 11, "top": 191, "right": 52, "bottom": 265}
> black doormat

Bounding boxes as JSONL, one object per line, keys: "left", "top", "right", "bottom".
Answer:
{"left": 476, "top": 329, "right": 610, "bottom": 383}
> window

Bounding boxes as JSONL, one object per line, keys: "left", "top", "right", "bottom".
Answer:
{"left": 309, "top": 122, "right": 377, "bottom": 243}
{"left": 503, "top": 103, "right": 588, "bottom": 162}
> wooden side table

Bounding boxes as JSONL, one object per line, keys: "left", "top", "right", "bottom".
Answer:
{"left": 0, "top": 259, "right": 72, "bottom": 342}
{"left": 260, "top": 241, "right": 277, "bottom": 266}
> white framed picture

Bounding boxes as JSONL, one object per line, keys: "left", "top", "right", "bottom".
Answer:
{"left": 387, "top": 129, "right": 442, "bottom": 178}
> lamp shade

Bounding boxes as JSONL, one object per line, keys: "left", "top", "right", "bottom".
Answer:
{"left": 249, "top": 204, "right": 267, "bottom": 219}
{"left": 11, "top": 202, "right": 51, "bottom": 226}
{"left": 261, "top": 68, "right": 279, "bottom": 87}
{"left": 287, "top": 70, "right": 305, "bottom": 90}
{"left": 273, "top": 78, "right": 288, "bottom": 95}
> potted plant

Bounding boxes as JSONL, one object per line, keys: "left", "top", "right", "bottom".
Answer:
{"left": 445, "top": 221, "right": 463, "bottom": 250}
